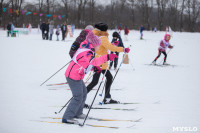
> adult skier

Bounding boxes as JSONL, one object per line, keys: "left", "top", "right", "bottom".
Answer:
{"left": 86, "top": 22, "right": 130, "bottom": 104}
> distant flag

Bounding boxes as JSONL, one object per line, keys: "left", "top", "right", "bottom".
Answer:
{"left": 26, "top": 12, "right": 32, "bottom": 15}
{"left": 16, "top": 10, "right": 19, "bottom": 15}
{"left": 33, "top": 13, "right": 37, "bottom": 15}
{"left": 22, "top": 10, "right": 25, "bottom": 15}
{"left": 61, "top": 15, "right": 65, "bottom": 18}
{"left": 3, "top": 8, "right": 6, "bottom": 12}
{"left": 46, "top": 14, "right": 52, "bottom": 17}
{"left": 40, "top": 13, "right": 43, "bottom": 16}
{"left": 58, "top": 15, "right": 62, "bottom": 20}
{"left": 53, "top": 15, "right": 57, "bottom": 18}
{"left": 9, "top": 9, "right": 13, "bottom": 14}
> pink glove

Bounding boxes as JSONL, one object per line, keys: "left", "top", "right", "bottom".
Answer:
{"left": 124, "top": 48, "right": 130, "bottom": 53}
{"left": 107, "top": 54, "right": 118, "bottom": 61}
{"left": 93, "top": 66, "right": 102, "bottom": 74}
{"left": 112, "top": 41, "right": 119, "bottom": 46}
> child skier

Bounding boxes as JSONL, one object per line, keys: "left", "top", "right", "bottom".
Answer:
{"left": 124, "top": 26, "right": 129, "bottom": 41}
{"left": 152, "top": 34, "right": 173, "bottom": 65}
{"left": 109, "top": 32, "right": 124, "bottom": 70}
{"left": 56, "top": 25, "right": 60, "bottom": 41}
{"left": 62, "top": 31, "right": 118, "bottom": 124}
{"left": 140, "top": 25, "right": 145, "bottom": 39}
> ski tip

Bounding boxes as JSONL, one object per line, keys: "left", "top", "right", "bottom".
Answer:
{"left": 79, "top": 123, "right": 84, "bottom": 127}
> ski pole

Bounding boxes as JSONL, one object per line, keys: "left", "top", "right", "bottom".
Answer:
{"left": 99, "top": 80, "right": 107, "bottom": 96}
{"left": 99, "top": 49, "right": 131, "bottom": 105}
{"left": 54, "top": 72, "right": 95, "bottom": 114}
{"left": 55, "top": 97, "right": 73, "bottom": 114}
{"left": 112, "top": 45, "right": 132, "bottom": 82}
{"left": 158, "top": 46, "right": 174, "bottom": 65}
{"left": 80, "top": 62, "right": 110, "bottom": 127}
{"left": 129, "top": 58, "right": 135, "bottom": 71}
{"left": 40, "top": 60, "right": 72, "bottom": 86}
{"left": 99, "top": 47, "right": 130, "bottom": 97}
{"left": 47, "top": 72, "right": 93, "bottom": 86}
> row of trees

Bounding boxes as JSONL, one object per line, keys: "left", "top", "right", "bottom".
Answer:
{"left": 0, "top": 0, "right": 200, "bottom": 32}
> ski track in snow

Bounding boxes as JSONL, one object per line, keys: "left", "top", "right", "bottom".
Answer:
{"left": 0, "top": 29, "right": 200, "bottom": 133}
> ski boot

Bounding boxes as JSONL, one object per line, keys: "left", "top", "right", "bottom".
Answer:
{"left": 163, "top": 62, "right": 169, "bottom": 65}
{"left": 103, "top": 98, "right": 120, "bottom": 104}
{"left": 152, "top": 61, "right": 156, "bottom": 65}
{"left": 62, "top": 118, "right": 80, "bottom": 124}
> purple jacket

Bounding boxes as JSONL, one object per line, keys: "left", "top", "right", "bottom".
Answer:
{"left": 65, "top": 40, "right": 108, "bottom": 80}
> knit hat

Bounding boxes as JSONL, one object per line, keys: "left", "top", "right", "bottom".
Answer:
{"left": 164, "top": 34, "right": 171, "bottom": 41}
{"left": 94, "top": 22, "right": 108, "bottom": 31}
{"left": 112, "top": 32, "right": 119, "bottom": 38}
{"left": 85, "top": 25, "right": 94, "bottom": 31}
{"left": 86, "top": 32, "right": 102, "bottom": 46}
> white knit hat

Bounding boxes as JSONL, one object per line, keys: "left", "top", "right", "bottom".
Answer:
{"left": 85, "top": 25, "right": 94, "bottom": 31}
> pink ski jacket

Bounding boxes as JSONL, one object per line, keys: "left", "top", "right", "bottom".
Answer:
{"left": 65, "top": 40, "right": 108, "bottom": 80}
{"left": 159, "top": 34, "right": 172, "bottom": 52}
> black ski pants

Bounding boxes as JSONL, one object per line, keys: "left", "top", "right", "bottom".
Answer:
{"left": 87, "top": 70, "right": 113, "bottom": 99}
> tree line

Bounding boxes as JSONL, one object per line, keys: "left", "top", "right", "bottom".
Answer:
{"left": 0, "top": 0, "right": 200, "bottom": 32}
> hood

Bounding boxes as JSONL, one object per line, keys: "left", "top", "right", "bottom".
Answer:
{"left": 93, "top": 29, "right": 109, "bottom": 37}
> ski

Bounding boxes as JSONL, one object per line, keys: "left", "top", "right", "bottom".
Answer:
{"left": 48, "top": 88, "right": 123, "bottom": 91}
{"left": 46, "top": 82, "right": 67, "bottom": 86}
{"left": 145, "top": 64, "right": 177, "bottom": 67}
{"left": 89, "top": 107, "right": 137, "bottom": 111}
{"left": 31, "top": 120, "right": 135, "bottom": 129}
{"left": 99, "top": 102, "right": 140, "bottom": 105}
{"left": 40, "top": 117, "right": 143, "bottom": 122}
{"left": 49, "top": 105, "right": 137, "bottom": 111}
{"left": 46, "top": 81, "right": 90, "bottom": 86}
{"left": 99, "top": 100, "right": 160, "bottom": 105}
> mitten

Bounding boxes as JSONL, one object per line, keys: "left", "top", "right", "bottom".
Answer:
{"left": 93, "top": 66, "right": 102, "bottom": 74}
{"left": 107, "top": 54, "right": 118, "bottom": 61}
{"left": 124, "top": 48, "right": 130, "bottom": 53}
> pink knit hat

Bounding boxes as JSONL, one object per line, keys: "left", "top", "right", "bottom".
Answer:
{"left": 86, "top": 32, "right": 102, "bottom": 46}
{"left": 164, "top": 34, "right": 171, "bottom": 41}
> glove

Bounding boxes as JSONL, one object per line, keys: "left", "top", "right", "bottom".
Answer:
{"left": 124, "top": 48, "right": 130, "bottom": 53}
{"left": 169, "top": 45, "right": 173, "bottom": 49}
{"left": 107, "top": 54, "right": 118, "bottom": 61}
{"left": 93, "top": 66, "right": 102, "bottom": 74}
{"left": 112, "top": 41, "right": 119, "bottom": 46}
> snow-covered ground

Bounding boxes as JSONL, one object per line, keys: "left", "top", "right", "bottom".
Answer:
{"left": 0, "top": 29, "right": 200, "bottom": 133}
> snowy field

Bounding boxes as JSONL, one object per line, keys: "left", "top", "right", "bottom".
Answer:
{"left": 0, "top": 28, "right": 200, "bottom": 133}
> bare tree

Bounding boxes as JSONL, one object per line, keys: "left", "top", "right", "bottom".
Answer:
{"left": 179, "top": 0, "right": 185, "bottom": 32}
{"left": 136, "top": 0, "right": 154, "bottom": 30}
{"left": 186, "top": 0, "right": 200, "bottom": 32}
{"left": 76, "top": 0, "right": 88, "bottom": 27}
{"left": 89, "top": 0, "right": 96, "bottom": 25}
{"left": 1, "top": 0, "right": 200, "bottom": 32}
{"left": 0, "top": 0, "right": 4, "bottom": 26}
{"left": 191, "top": 0, "right": 200, "bottom": 31}
{"left": 61, "top": 0, "right": 70, "bottom": 22}
{"left": 127, "top": 0, "right": 135, "bottom": 27}
{"left": 156, "top": 0, "right": 169, "bottom": 30}
{"left": 167, "top": 0, "right": 179, "bottom": 30}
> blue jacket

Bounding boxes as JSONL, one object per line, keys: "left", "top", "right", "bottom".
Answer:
{"left": 140, "top": 26, "right": 145, "bottom": 33}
